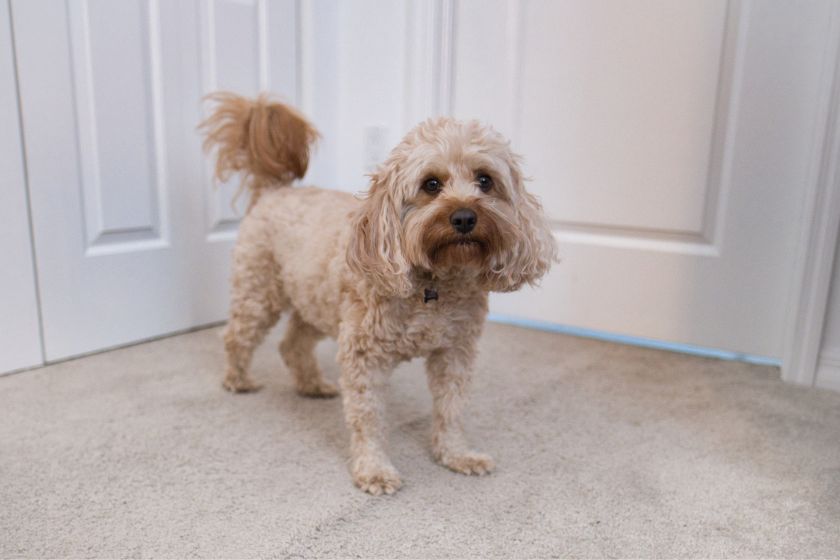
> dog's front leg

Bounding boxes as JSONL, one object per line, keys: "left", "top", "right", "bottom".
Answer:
{"left": 426, "top": 346, "right": 495, "bottom": 476}
{"left": 338, "top": 350, "right": 401, "bottom": 495}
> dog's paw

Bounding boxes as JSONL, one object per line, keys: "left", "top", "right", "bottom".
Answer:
{"left": 296, "top": 380, "right": 339, "bottom": 399}
{"left": 352, "top": 462, "right": 402, "bottom": 496}
{"left": 222, "top": 375, "right": 263, "bottom": 393}
{"left": 439, "top": 451, "right": 495, "bottom": 476}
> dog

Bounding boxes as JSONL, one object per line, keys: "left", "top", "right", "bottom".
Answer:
{"left": 200, "top": 93, "right": 557, "bottom": 495}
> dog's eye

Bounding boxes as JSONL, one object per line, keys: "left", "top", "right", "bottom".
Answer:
{"left": 422, "top": 177, "right": 442, "bottom": 194}
{"left": 477, "top": 174, "right": 493, "bottom": 192}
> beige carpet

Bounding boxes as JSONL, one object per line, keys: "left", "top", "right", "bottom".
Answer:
{"left": 2, "top": 322, "right": 840, "bottom": 558}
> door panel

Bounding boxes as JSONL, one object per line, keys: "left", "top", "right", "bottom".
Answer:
{"left": 517, "top": 0, "right": 728, "bottom": 238}
{"left": 12, "top": 0, "right": 298, "bottom": 360}
{"left": 453, "top": 0, "right": 837, "bottom": 358}
{"left": 0, "top": 0, "right": 42, "bottom": 373}
{"left": 68, "top": 0, "right": 167, "bottom": 251}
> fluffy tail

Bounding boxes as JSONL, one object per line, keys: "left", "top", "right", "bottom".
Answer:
{"left": 199, "top": 92, "right": 319, "bottom": 209}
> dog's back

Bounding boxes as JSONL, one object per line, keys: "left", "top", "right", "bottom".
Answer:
{"left": 245, "top": 186, "right": 357, "bottom": 337}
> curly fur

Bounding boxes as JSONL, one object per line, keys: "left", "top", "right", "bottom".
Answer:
{"left": 199, "top": 92, "right": 319, "bottom": 209}
{"left": 200, "top": 92, "right": 557, "bottom": 495}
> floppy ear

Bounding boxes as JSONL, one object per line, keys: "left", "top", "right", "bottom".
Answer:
{"left": 486, "top": 155, "right": 558, "bottom": 292}
{"left": 346, "top": 167, "right": 412, "bottom": 297}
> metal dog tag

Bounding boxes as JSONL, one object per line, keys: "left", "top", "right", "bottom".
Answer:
{"left": 423, "top": 288, "right": 438, "bottom": 303}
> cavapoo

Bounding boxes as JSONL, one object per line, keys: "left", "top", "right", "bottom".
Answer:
{"left": 200, "top": 93, "right": 556, "bottom": 495}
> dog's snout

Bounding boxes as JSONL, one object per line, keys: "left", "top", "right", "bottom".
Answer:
{"left": 450, "top": 208, "right": 477, "bottom": 234}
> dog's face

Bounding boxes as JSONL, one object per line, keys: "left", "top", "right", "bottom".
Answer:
{"left": 348, "top": 118, "right": 556, "bottom": 297}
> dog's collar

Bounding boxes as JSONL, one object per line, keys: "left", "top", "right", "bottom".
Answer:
{"left": 416, "top": 271, "right": 438, "bottom": 303}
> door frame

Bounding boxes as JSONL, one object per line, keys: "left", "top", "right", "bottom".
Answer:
{"left": 0, "top": 0, "right": 43, "bottom": 375}
{"left": 781, "top": 11, "right": 840, "bottom": 388}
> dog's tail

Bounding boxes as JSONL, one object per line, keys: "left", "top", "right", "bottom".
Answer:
{"left": 199, "top": 92, "right": 319, "bottom": 209}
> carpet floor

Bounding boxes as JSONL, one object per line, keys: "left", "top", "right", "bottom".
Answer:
{"left": 2, "top": 322, "right": 840, "bottom": 558}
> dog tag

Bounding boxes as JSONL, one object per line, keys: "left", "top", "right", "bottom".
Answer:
{"left": 424, "top": 288, "right": 438, "bottom": 303}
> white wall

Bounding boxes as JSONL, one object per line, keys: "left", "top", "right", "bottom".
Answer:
{"left": 301, "top": 0, "right": 412, "bottom": 193}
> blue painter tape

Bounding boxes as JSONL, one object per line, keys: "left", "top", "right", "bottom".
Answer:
{"left": 486, "top": 313, "right": 781, "bottom": 367}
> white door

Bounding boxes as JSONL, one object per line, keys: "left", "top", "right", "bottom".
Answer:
{"left": 0, "top": 0, "right": 42, "bottom": 373}
{"left": 9, "top": 0, "right": 837, "bottom": 365}
{"left": 449, "top": 0, "right": 839, "bottom": 360}
{"left": 12, "top": 0, "right": 297, "bottom": 361}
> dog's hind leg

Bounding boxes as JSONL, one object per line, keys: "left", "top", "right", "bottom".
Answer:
{"left": 279, "top": 311, "right": 339, "bottom": 398}
{"left": 222, "top": 245, "right": 284, "bottom": 393}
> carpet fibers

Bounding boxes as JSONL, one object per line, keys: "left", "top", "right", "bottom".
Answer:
{"left": 2, "top": 323, "right": 840, "bottom": 558}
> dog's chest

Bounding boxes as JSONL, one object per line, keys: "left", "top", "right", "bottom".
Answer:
{"left": 376, "top": 292, "right": 485, "bottom": 357}
{"left": 397, "top": 308, "right": 455, "bottom": 353}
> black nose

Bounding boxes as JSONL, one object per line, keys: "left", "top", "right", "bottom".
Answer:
{"left": 450, "top": 208, "right": 477, "bottom": 234}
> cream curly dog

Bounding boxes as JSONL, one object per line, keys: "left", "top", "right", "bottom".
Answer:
{"left": 200, "top": 93, "right": 556, "bottom": 495}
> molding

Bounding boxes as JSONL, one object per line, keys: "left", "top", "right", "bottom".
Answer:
{"left": 297, "top": 0, "right": 314, "bottom": 118}
{"left": 781, "top": 3, "right": 840, "bottom": 386}
{"left": 551, "top": 222, "right": 721, "bottom": 257}
{"left": 198, "top": 0, "right": 268, "bottom": 240}
{"left": 198, "top": 0, "right": 217, "bottom": 92}
{"left": 256, "top": 0, "right": 269, "bottom": 91}
{"left": 146, "top": 0, "right": 171, "bottom": 251}
{"left": 403, "top": 0, "right": 455, "bottom": 129}
{"left": 402, "top": 1, "right": 432, "bottom": 129}
{"left": 3, "top": 0, "right": 47, "bottom": 368}
{"left": 68, "top": 0, "right": 168, "bottom": 254}
{"left": 437, "top": 0, "right": 454, "bottom": 117}
{"left": 701, "top": 0, "right": 746, "bottom": 252}
{"left": 550, "top": 0, "right": 746, "bottom": 255}
{"left": 293, "top": 0, "right": 302, "bottom": 108}
{"left": 505, "top": 0, "right": 523, "bottom": 146}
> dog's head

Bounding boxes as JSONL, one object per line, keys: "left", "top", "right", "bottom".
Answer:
{"left": 347, "top": 118, "right": 557, "bottom": 297}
